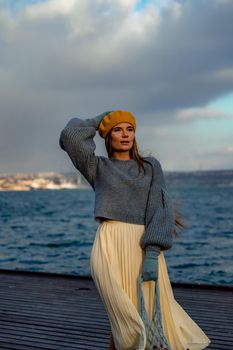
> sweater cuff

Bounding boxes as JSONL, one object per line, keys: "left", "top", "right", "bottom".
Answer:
{"left": 89, "top": 114, "right": 105, "bottom": 130}
{"left": 145, "top": 245, "right": 161, "bottom": 253}
{"left": 90, "top": 111, "right": 113, "bottom": 130}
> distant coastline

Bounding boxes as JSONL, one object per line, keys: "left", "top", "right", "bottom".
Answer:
{"left": 0, "top": 169, "right": 232, "bottom": 191}
{"left": 0, "top": 172, "right": 90, "bottom": 191}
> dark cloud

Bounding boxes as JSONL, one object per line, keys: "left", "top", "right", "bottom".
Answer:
{"left": 0, "top": 0, "right": 233, "bottom": 172}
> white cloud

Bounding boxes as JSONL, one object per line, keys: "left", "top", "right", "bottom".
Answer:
{"left": 195, "top": 146, "right": 233, "bottom": 157}
{"left": 211, "top": 68, "right": 233, "bottom": 81}
{"left": 225, "top": 145, "right": 233, "bottom": 153}
{"left": 176, "top": 107, "right": 233, "bottom": 121}
{"left": 25, "top": 0, "right": 76, "bottom": 18}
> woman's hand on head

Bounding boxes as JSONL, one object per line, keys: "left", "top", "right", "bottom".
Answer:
{"left": 94, "top": 111, "right": 113, "bottom": 130}
{"left": 97, "top": 111, "right": 113, "bottom": 119}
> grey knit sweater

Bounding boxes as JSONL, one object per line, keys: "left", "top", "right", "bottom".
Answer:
{"left": 59, "top": 113, "right": 175, "bottom": 253}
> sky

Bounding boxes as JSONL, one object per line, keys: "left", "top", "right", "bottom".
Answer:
{"left": 0, "top": 0, "right": 233, "bottom": 173}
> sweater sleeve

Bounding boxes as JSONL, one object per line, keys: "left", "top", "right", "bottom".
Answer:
{"left": 140, "top": 158, "right": 175, "bottom": 253}
{"left": 59, "top": 113, "right": 106, "bottom": 188}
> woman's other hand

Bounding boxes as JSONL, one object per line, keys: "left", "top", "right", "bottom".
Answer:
{"left": 141, "top": 249, "right": 160, "bottom": 282}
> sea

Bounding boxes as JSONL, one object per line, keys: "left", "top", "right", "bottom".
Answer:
{"left": 0, "top": 170, "right": 232, "bottom": 286}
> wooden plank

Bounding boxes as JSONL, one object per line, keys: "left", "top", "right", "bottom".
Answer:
{"left": 0, "top": 269, "right": 232, "bottom": 350}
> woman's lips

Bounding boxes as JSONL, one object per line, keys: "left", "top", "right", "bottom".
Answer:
{"left": 120, "top": 141, "right": 129, "bottom": 144}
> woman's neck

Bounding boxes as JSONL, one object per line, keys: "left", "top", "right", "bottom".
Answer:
{"left": 111, "top": 151, "right": 131, "bottom": 160}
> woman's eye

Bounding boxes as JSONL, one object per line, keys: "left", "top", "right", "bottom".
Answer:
{"left": 113, "top": 128, "right": 134, "bottom": 132}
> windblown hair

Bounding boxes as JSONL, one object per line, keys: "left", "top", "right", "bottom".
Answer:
{"left": 104, "top": 130, "right": 185, "bottom": 237}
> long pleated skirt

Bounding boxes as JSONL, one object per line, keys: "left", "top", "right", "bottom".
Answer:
{"left": 90, "top": 220, "right": 211, "bottom": 350}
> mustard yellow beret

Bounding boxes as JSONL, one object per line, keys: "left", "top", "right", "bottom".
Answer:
{"left": 98, "top": 110, "right": 136, "bottom": 139}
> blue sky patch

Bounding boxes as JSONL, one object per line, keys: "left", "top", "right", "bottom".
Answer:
{"left": 135, "top": 0, "right": 150, "bottom": 12}
{"left": 4, "top": 0, "right": 47, "bottom": 12}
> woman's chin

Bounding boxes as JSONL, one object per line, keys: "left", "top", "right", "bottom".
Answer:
{"left": 116, "top": 147, "right": 132, "bottom": 152}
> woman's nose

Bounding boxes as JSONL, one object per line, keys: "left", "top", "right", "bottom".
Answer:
{"left": 122, "top": 130, "right": 129, "bottom": 137}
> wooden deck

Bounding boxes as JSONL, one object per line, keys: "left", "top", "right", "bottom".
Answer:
{"left": 0, "top": 269, "right": 232, "bottom": 350}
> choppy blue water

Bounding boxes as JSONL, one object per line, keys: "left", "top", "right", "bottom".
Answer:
{"left": 0, "top": 171, "right": 232, "bottom": 286}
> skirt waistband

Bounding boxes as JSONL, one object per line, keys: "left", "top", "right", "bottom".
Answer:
{"left": 100, "top": 219, "right": 145, "bottom": 228}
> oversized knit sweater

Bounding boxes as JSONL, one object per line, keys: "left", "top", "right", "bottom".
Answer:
{"left": 59, "top": 113, "right": 175, "bottom": 253}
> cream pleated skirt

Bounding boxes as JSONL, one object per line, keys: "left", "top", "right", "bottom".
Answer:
{"left": 90, "top": 220, "right": 211, "bottom": 350}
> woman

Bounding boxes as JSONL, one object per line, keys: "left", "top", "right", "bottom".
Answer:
{"left": 59, "top": 110, "right": 210, "bottom": 350}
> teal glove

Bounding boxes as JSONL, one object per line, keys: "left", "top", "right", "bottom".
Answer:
{"left": 141, "top": 249, "right": 160, "bottom": 282}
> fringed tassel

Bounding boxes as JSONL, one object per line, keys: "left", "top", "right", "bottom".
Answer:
{"left": 137, "top": 274, "right": 172, "bottom": 350}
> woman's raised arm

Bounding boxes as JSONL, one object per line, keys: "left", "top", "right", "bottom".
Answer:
{"left": 59, "top": 112, "right": 109, "bottom": 188}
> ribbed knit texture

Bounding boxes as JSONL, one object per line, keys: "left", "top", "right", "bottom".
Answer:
{"left": 59, "top": 114, "right": 175, "bottom": 252}
{"left": 140, "top": 157, "right": 174, "bottom": 252}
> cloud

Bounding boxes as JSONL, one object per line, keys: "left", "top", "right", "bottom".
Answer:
{"left": 211, "top": 68, "right": 233, "bottom": 81}
{"left": 191, "top": 145, "right": 233, "bottom": 170}
{"left": 195, "top": 145, "right": 233, "bottom": 157}
{"left": 175, "top": 107, "right": 233, "bottom": 121}
{"left": 0, "top": 0, "right": 233, "bottom": 172}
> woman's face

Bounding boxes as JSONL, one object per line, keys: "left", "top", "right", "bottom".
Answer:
{"left": 110, "top": 122, "right": 135, "bottom": 152}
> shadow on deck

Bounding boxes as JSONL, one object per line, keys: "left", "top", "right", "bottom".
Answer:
{"left": 0, "top": 269, "right": 232, "bottom": 350}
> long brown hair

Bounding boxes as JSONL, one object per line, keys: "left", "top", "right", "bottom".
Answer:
{"left": 105, "top": 131, "right": 185, "bottom": 237}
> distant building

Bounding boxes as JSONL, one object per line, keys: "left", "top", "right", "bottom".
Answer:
{"left": 0, "top": 172, "right": 90, "bottom": 191}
